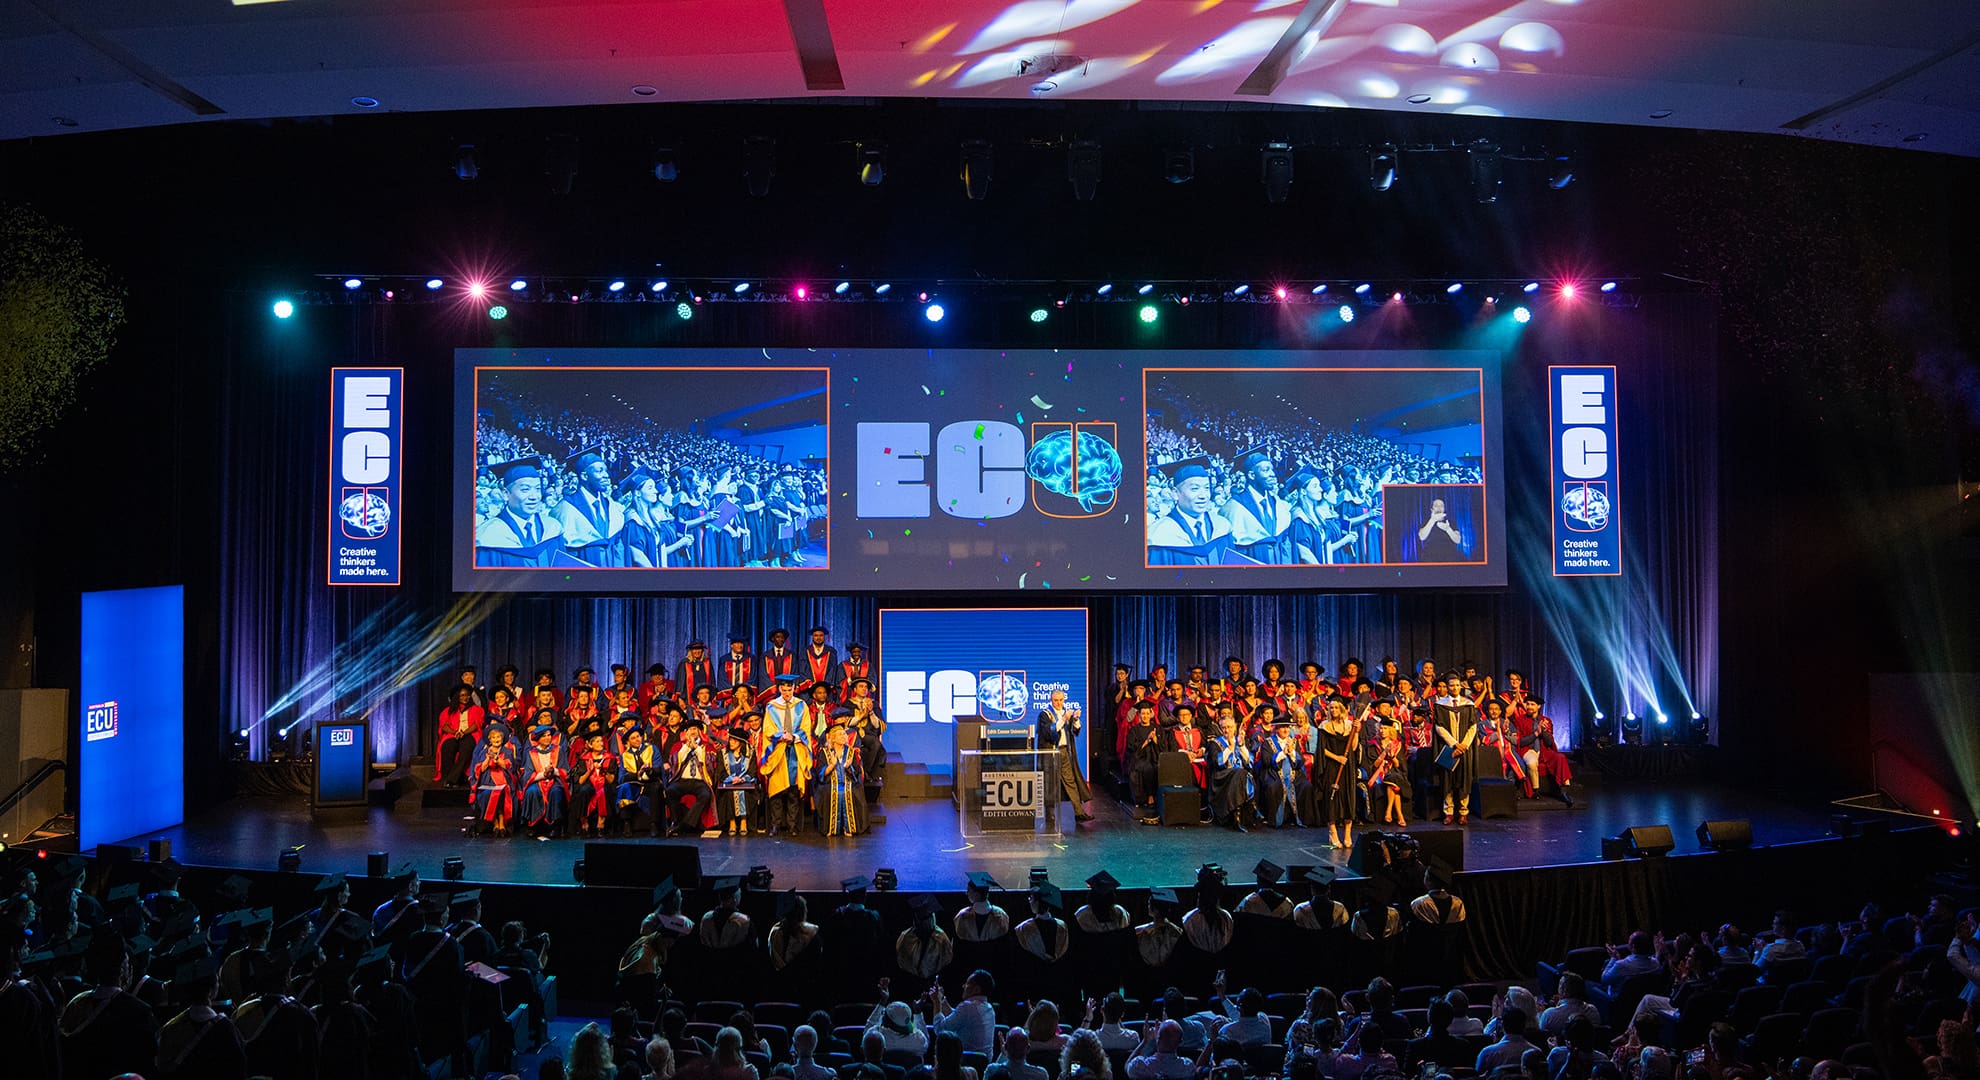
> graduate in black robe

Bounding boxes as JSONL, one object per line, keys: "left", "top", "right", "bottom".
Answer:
{"left": 1147, "top": 458, "right": 1236, "bottom": 565}
{"left": 1208, "top": 715, "right": 1257, "bottom": 830}
{"left": 60, "top": 931, "right": 161, "bottom": 1080}
{"left": 156, "top": 956, "right": 248, "bottom": 1080}
{"left": 474, "top": 456, "right": 565, "bottom": 567}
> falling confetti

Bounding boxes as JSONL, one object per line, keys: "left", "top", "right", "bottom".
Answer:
{"left": 921, "top": 385, "right": 931, "bottom": 395}
{"left": 1031, "top": 395, "right": 1053, "bottom": 409}
{"left": 903, "top": 528, "right": 912, "bottom": 536}
{"left": 1015, "top": 412, "right": 1024, "bottom": 423}
{"left": 973, "top": 423, "right": 985, "bottom": 439}
{"left": 1080, "top": 575, "right": 1091, "bottom": 581}
{"left": 866, "top": 530, "right": 873, "bottom": 538}
{"left": 1018, "top": 572, "right": 1028, "bottom": 588}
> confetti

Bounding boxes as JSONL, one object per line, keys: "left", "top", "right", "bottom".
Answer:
{"left": 1018, "top": 572, "right": 1028, "bottom": 588}
{"left": 866, "top": 530, "right": 873, "bottom": 538}
{"left": 1041, "top": 581, "right": 1051, "bottom": 588}
{"left": 1080, "top": 575, "right": 1091, "bottom": 581}
{"left": 921, "top": 385, "right": 931, "bottom": 395}
{"left": 903, "top": 528, "right": 912, "bottom": 536}
{"left": 1031, "top": 395, "right": 1053, "bottom": 409}
{"left": 973, "top": 423, "right": 985, "bottom": 439}
{"left": 1015, "top": 412, "right": 1024, "bottom": 423}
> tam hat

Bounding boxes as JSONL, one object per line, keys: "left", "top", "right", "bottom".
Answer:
{"left": 1303, "top": 865, "right": 1337, "bottom": 888}
{"left": 1086, "top": 870, "right": 1121, "bottom": 892}
{"left": 652, "top": 877, "right": 678, "bottom": 905}
{"left": 450, "top": 888, "right": 482, "bottom": 909}
{"left": 808, "top": 626, "right": 829, "bottom": 636}
{"left": 1233, "top": 445, "right": 1274, "bottom": 472}
{"left": 908, "top": 894, "right": 939, "bottom": 916}
{"left": 311, "top": 872, "right": 347, "bottom": 895}
{"left": 616, "top": 463, "right": 660, "bottom": 497}
{"left": 1252, "top": 860, "right": 1284, "bottom": 886}
{"left": 646, "top": 663, "right": 668, "bottom": 676}
{"left": 965, "top": 871, "right": 998, "bottom": 891}
{"left": 1424, "top": 856, "right": 1457, "bottom": 892}
{"left": 1156, "top": 457, "right": 1212, "bottom": 484}
{"left": 1149, "top": 887, "right": 1180, "bottom": 908}
{"left": 707, "top": 875, "right": 743, "bottom": 896}
{"left": 768, "top": 628, "right": 790, "bottom": 640}
{"left": 686, "top": 640, "right": 707, "bottom": 650}
{"left": 485, "top": 456, "right": 547, "bottom": 486}
{"left": 776, "top": 889, "right": 803, "bottom": 918}
{"left": 1032, "top": 882, "right": 1064, "bottom": 912}
{"left": 729, "top": 632, "right": 749, "bottom": 644}
{"left": 562, "top": 445, "right": 607, "bottom": 473}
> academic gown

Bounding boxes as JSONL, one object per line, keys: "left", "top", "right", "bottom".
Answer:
{"left": 1222, "top": 486, "right": 1296, "bottom": 564}
{"left": 803, "top": 646, "right": 838, "bottom": 688}
{"left": 1147, "top": 508, "right": 1234, "bottom": 565}
{"left": 1258, "top": 734, "right": 1308, "bottom": 827}
{"left": 473, "top": 510, "right": 563, "bottom": 568}
{"left": 60, "top": 985, "right": 161, "bottom": 1080}
{"left": 470, "top": 740, "right": 517, "bottom": 823}
{"left": 1209, "top": 736, "right": 1255, "bottom": 819}
{"left": 624, "top": 506, "right": 681, "bottom": 568}
{"left": 520, "top": 738, "right": 569, "bottom": 827}
{"left": 674, "top": 659, "right": 714, "bottom": 702}
{"left": 156, "top": 1006, "right": 248, "bottom": 1080}
{"left": 1036, "top": 707, "right": 1089, "bottom": 805}
{"left": 815, "top": 744, "right": 866, "bottom": 836}
{"left": 552, "top": 488, "right": 628, "bottom": 567}
{"left": 719, "top": 653, "right": 759, "bottom": 692}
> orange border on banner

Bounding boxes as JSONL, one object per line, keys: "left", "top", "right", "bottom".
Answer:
{"left": 1547, "top": 364, "right": 1622, "bottom": 577}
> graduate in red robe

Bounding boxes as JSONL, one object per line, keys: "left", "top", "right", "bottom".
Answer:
{"left": 435, "top": 686, "right": 485, "bottom": 785}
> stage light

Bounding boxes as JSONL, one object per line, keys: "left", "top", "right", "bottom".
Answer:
{"left": 1137, "top": 284, "right": 1154, "bottom": 295}
{"left": 742, "top": 135, "right": 775, "bottom": 197}
{"left": 675, "top": 302, "right": 693, "bottom": 320}
{"left": 1391, "top": 291, "right": 1403, "bottom": 303}
{"left": 1232, "top": 284, "right": 1250, "bottom": 296}
{"left": 649, "top": 280, "right": 667, "bottom": 292}
{"left": 454, "top": 144, "right": 477, "bottom": 181}
{"left": 924, "top": 303, "right": 946, "bottom": 323}
{"left": 1067, "top": 139, "right": 1102, "bottom": 202}
{"left": 488, "top": 305, "right": 508, "bottom": 320}
{"left": 1354, "top": 283, "right": 1372, "bottom": 295}
{"left": 607, "top": 279, "right": 626, "bottom": 292}
{"left": 1369, "top": 145, "right": 1398, "bottom": 192}
{"left": 1139, "top": 305, "right": 1158, "bottom": 324}
{"left": 1311, "top": 283, "right": 1328, "bottom": 295}
{"left": 794, "top": 285, "right": 808, "bottom": 300}
{"left": 917, "top": 291, "right": 929, "bottom": 302}
{"left": 1261, "top": 141, "right": 1294, "bottom": 205}
{"left": 237, "top": 728, "right": 251, "bottom": 738}
{"left": 1030, "top": 308, "right": 1048, "bottom": 323}
{"left": 1095, "top": 283, "right": 1113, "bottom": 296}
{"left": 1177, "top": 296, "right": 1188, "bottom": 305}
{"left": 351, "top": 96, "right": 379, "bottom": 109}
{"left": 875, "top": 283, "right": 892, "bottom": 295}
{"left": 1595, "top": 712, "right": 1604, "bottom": 720}
{"left": 1600, "top": 281, "right": 1618, "bottom": 292}
{"left": 278, "top": 846, "right": 303, "bottom": 872}
{"left": 342, "top": 278, "right": 362, "bottom": 290}
{"left": 1468, "top": 140, "right": 1502, "bottom": 203}
{"left": 1163, "top": 147, "right": 1194, "bottom": 184}
{"left": 1513, "top": 306, "right": 1532, "bottom": 324}
{"left": 1690, "top": 711, "right": 1702, "bottom": 720}
{"left": 857, "top": 142, "right": 886, "bottom": 186}
{"left": 1273, "top": 286, "right": 1288, "bottom": 301}
{"left": 960, "top": 139, "right": 993, "bottom": 201}
{"left": 467, "top": 281, "right": 488, "bottom": 299}
{"left": 425, "top": 278, "right": 444, "bottom": 291}
{"left": 1560, "top": 283, "right": 1578, "bottom": 299}
{"left": 271, "top": 299, "right": 295, "bottom": 319}
{"left": 1337, "top": 305, "right": 1355, "bottom": 323}
{"left": 827, "top": 282, "right": 847, "bottom": 296}
{"left": 1548, "top": 156, "right": 1575, "bottom": 189}
{"left": 1523, "top": 281, "right": 1541, "bottom": 293}
{"left": 443, "top": 856, "right": 465, "bottom": 881}
{"left": 1483, "top": 295, "right": 1496, "bottom": 305}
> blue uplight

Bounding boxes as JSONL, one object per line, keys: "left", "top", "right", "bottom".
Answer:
{"left": 1337, "top": 304, "right": 1354, "bottom": 323}
{"left": 272, "top": 299, "right": 295, "bottom": 319}
{"left": 1522, "top": 281, "right": 1541, "bottom": 293}
{"left": 425, "top": 278, "right": 445, "bottom": 290}
{"left": 924, "top": 303, "right": 946, "bottom": 323}
{"left": 607, "top": 280, "right": 627, "bottom": 292}
{"left": 1512, "top": 306, "right": 1531, "bottom": 324}
{"left": 343, "top": 278, "right": 362, "bottom": 290}
{"left": 510, "top": 279, "right": 529, "bottom": 291}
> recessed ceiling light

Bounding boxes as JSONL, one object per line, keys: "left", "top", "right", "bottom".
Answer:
{"left": 631, "top": 85, "right": 659, "bottom": 96}
{"left": 1648, "top": 109, "right": 1673, "bottom": 119}
{"left": 1406, "top": 94, "right": 1432, "bottom": 104}
{"left": 1902, "top": 132, "right": 1928, "bottom": 143}
{"left": 351, "top": 96, "right": 380, "bottom": 108}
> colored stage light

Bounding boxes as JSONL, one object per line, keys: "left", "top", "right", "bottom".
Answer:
{"left": 1337, "top": 305, "right": 1354, "bottom": 323}
{"left": 425, "top": 278, "right": 444, "bottom": 290}
{"left": 511, "top": 279, "right": 529, "bottom": 291}
{"left": 1030, "top": 308, "right": 1048, "bottom": 323}
{"left": 467, "top": 281, "right": 487, "bottom": 299}
{"left": 874, "top": 283, "right": 892, "bottom": 294}
{"left": 1600, "top": 281, "right": 1618, "bottom": 292}
{"left": 343, "top": 278, "right": 362, "bottom": 290}
{"left": 1391, "top": 291, "right": 1403, "bottom": 302}
{"left": 271, "top": 299, "right": 295, "bottom": 319}
{"left": 649, "top": 280, "right": 666, "bottom": 292}
{"left": 1354, "top": 283, "right": 1372, "bottom": 295}
{"left": 1513, "top": 306, "right": 1531, "bottom": 323}
{"left": 733, "top": 282, "right": 750, "bottom": 294}
{"left": 1311, "top": 283, "right": 1328, "bottom": 295}
{"left": 1273, "top": 286, "right": 1288, "bottom": 301}
{"left": 1139, "top": 305, "right": 1159, "bottom": 323}
{"left": 1232, "top": 284, "right": 1250, "bottom": 296}
{"left": 676, "top": 302, "right": 693, "bottom": 320}
{"left": 1560, "top": 283, "right": 1578, "bottom": 298}
{"left": 1446, "top": 282, "right": 1463, "bottom": 294}
{"left": 1523, "top": 281, "right": 1541, "bottom": 293}
{"left": 924, "top": 303, "right": 946, "bottom": 323}
{"left": 1096, "top": 283, "right": 1114, "bottom": 296}
{"left": 1137, "top": 284, "right": 1154, "bottom": 295}
{"left": 918, "top": 291, "right": 929, "bottom": 302}
{"left": 488, "top": 305, "right": 508, "bottom": 320}
{"left": 794, "top": 285, "right": 808, "bottom": 299}
{"left": 607, "top": 280, "right": 626, "bottom": 292}
{"left": 834, "top": 281, "right": 850, "bottom": 294}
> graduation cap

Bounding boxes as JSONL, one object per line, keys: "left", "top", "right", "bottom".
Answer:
{"left": 1086, "top": 870, "right": 1121, "bottom": 893}
{"left": 416, "top": 892, "right": 451, "bottom": 916}
{"left": 646, "top": 663, "right": 668, "bottom": 677}
{"left": 965, "top": 871, "right": 998, "bottom": 891}
{"left": 1303, "top": 865, "right": 1338, "bottom": 889}
{"left": 808, "top": 626, "right": 830, "bottom": 637}
{"left": 679, "top": 715, "right": 705, "bottom": 730}
{"left": 159, "top": 932, "right": 206, "bottom": 962}
{"left": 148, "top": 859, "right": 185, "bottom": 887}
{"left": 529, "top": 723, "right": 557, "bottom": 740}
{"left": 707, "top": 875, "right": 743, "bottom": 896}
{"left": 450, "top": 888, "right": 482, "bottom": 910}
{"left": 215, "top": 907, "right": 275, "bottom": 933}
{"left": 1233, "top": 445, "right": 1275, "bottom": 472}
{"left": 1132, "top": 699, "right": 1158, "bottom": 712}
{"left": 485, "top": 455, "right": 548, "bottom": 487}
{"left": 653, "top": 877, "right": 679, "bottom": 906}
{"left": 159, "top": 905, "right": 200, "bottom": 940}
{"left": 313, "top": 872, "right": 348, "bottom": 895}
{"left": 44, "top": 854, "right": 87, "bottom": 885}
{"left": 768, "top": 628, "right": 790, "bottom": 640}
{"left": 1149, "top": 887, "right": 1180, "bottom": 908}
{"left": 841, "top": 875, "right": 871, "bottom": 894}
{"left": 391, "top": 863, "right": 418, "bottom": 888}
{"left": 908, "top": 894, "right": 939, "bottom": 917}
{"left": 1524, "top": 693, "right": 1546, "bottom": 707}
{"left": 1356, "top": 875, "right": 1397, "bottom": 910}
{"left": 1281, "top": 468, "right": 1320, "bottom": 496}
{"left": 171, "top": 953, "right": 221, "bottom": 986}
{"left": 1253, "top": 860, "right": 1285, "bottom": 886}
{"left": 686, "top": 640, "right": 707, "bottom": 650}
{"left": 573, "top": 665, "right": 596, "bottom": 678}
{"left": 776, "top": 889, "right": 803, "bottom": 918}
{"left": 1196, "top": 864, "right": 1226, "bottom": 887}
{"left": 1032, "top": 882, "right": 1064, "bottom": 913}
{"left": 354, "top": 945, "right": 393, "bottom": 975}
{"left": 773, "top": 673, "right": 801, "bottom": 685}
{"left": 1424, "top": 856, "right": 1457, "bottom": 892}
{"left": 562, "top": 445, "right": 608, "bottom": 474}
{"left": 1155, "top": 456, "right": 1213, "bottom": 484}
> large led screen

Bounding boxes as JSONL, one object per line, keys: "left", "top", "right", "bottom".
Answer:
{"left": 454, "top": 348, "right": 1504, "bottom": 591}
{"left": 80, "top": 585, "right": 184, "bottom": 849}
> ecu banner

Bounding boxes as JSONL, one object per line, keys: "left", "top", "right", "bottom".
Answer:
{"left": 1550, "top": 365, "right": 1620, "bottom": 577}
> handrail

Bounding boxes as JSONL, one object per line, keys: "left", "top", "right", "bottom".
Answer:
{"left": 0, "top": 760, "right": 65, "bottom": 819}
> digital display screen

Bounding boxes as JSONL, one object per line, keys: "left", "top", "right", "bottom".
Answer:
{"left": 79, "top": 585, "right": 184, "bottom": 850}
{"left": 454, "top": 348, "right": 1504, "bottom": 591}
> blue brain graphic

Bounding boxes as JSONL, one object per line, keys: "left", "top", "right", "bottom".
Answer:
{"left": 1025, "top": 429, "right": 1122, "bottom": 512}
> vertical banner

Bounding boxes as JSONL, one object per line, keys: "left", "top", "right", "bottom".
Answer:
{"left": 329, "top": 367, "right": 403, "bottom": 585}
{"left": 1549, "top": 365, "right": 1621, "bottom": 576}
{"left": 80, "top": 585, "right": 184, "bottom": 849}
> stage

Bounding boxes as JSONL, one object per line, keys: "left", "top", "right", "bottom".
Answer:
{"left": 131, "top": 777, "right": 1847, "bottom": 892}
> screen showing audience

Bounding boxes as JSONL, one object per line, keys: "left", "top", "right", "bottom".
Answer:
{"left": 454, "top": 348, "right": 1505, "bottom": 591}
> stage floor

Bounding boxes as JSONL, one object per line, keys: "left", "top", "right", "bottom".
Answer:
{"left": 128, "top": 781, "right": 1846, "bottom": 891}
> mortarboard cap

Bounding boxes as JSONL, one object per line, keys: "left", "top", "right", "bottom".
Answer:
{"left": 1149, "top": 887, "right": 1180, "bottom": 907}
{"left": 847, "top": 642, "right": 865, "bottom": 651}
{"left": 1156, "top": 457, "right": 1212, "bottom": 484}
{"left": 1086, "top": 870, "right": 1121, "bottom": 892}
{"left": 1033, "top": 882, "right": 1063, "bottom": 912}
{"left": 107, "top": 883, "right": 140, "bottom": 906}
{"left": 1233, "top": 445, "right": 1274, "bottom": 471}
{"left": 159, "top": 905, "right": 200, "bottom": 939}
{"left": 1253, "top": 860, "right": 1284, "bottom": 885}
{"left": 729, "top": 632, "right": 749, "bottom": 644}
{"left": 1196, "top": 863, "right": 1226, "bottom": 886}
{"left": 776, "top": 889, "right": 802, "bottom": 918}
{"left": 1356, "top": 875, "right": 1397, "bottom": 908}
{"left": 216, "top": 907, "right": 274, "bottom": 932}
{"left": 485, "top": 455, "right": 547, "bottom": 486}
{"left": 449, "top": 888, "right": 481, "bottom": 908}
{"left": 159, "top": 932, "right": 205, "bottom": 961}
{"left": 1424, "top": 856, "right": 1456, "bottom": 892}
{"left": 562, "top": 445, "right": 607, "bottom": 473}
{"left": 707, "top": 875, "right": 743, "bottom": 895}
{"left": 391, "top": 863, "right": 418, "bottom": 887}
{"left": 217, "top": 874, "right": 254, "bottom": 905}
{"left": 841, "top": 875, "right": 871, "bottom": 894}
{"left": 1281, "top": 468, "right": 1319, "bottom": 496}
{"left": 646, "top": 663, "right": 668, "bottom": 676}
{"left": 312, "top": 872, "right": 347, "bottom": 895}
{"left": 653, "top": 877, "right": 678, "bottom": 905}
{"left": 965, "top": 871, "right": 998, "bottom": 891}
{"left": 45, "top": 855, "right": 87, "bottom": 884}
{"left": 354, "top": 945, "right": 392, "bottom": 974}
{"left": 908, "top": 894, "right": 939, "bottom": 916}
{"left": 1303, "top": 866, "right": 1338, "bottom": 888}
{"left": 172, "top": 953, "right": 221, "bottom": 984}
{"left": 148, "top": 859, "right": 185, "bottom": 886}
{"left": 773, "top": 673, "right": 801, "bottom": 684}
{"left": 1524, "top": 693, "right": 1546, "bottom": 707}
{"left": 1133, "top": 699, "right": 1157, "bottom": 711}
{"left": 416, "top": 892, "right": 451, "bottom": 915}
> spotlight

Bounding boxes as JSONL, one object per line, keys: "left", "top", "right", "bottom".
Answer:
{"left": 607, "top": 280, "right": 626, "bottom": 292}
{"left": 1337, "top": 304, "right": 1354, "bottom": 323}
{"left": 1468, "top": 140, "right": 1502, "bottom": 203}
{"left": 278, "top": 846, "right": 303, "bottom": 873}
{"left": 960, "top": 139, "right": 993, "bottom": 201}
{"left": 1560, "top": 283, "right": 1578, "bottom": 299}
{"left": 794, "top": 285, "right": 808, "bottom": 300}
{"left": 1273, "top": 286, "right": 1288, "bottom": 301}
{"left": 1232, "top": 284, "right": 1250, "bottom": 296}
{"left": 873, "top": 868, "right": 899, "bottom": 891}
{"left": 454, "top": 144, "right": 478, "bottom": 181}
{"left": 675, "top": 302, "right": 693, "bottom": 320}
{"left": 271, "top": 299, "right": 295, "bottom": 319}
{"left": 1523, "top": 281, "right": 1541, "bottom": 293}
{"left": 742, "top": 135, "right": 776, "bottom": 197}
{"left": 733, "top": 282, "right": 751, "bottom": 294}
{"left": 1600, "top": 281, "right": 1618, "bottom": 292}
{"left": 425, "top": 278, "right": 444, "bottom": 291}
{"left": 343, "top": 278, "right": 362, "bottom": 290}
{"left": 1095, "top": 283, "right": 1114, "bottom": 296}
{"left": 834, "top": 281, "right": 850, "bottom": 294}
{"left": 874, "top": 283, "right": 892, "bottom": 295}
{"left": 443, "top": 856, "right": 465, "bottom": 881}
{"left": 1138, "top": 305, "right": 1158, "bottom": 324}
{"left": 652, "top": 147, "right": 678, "bottom": 182}
{"left": 509, "top": 279, "right": 527, "bottom": 291}
{"left": 924, "top": 303, "right": 946, "bottom": 323}
{"left": 1621, "top": 712, "right": 1644, "bottom": 745}
{"left": 857, "top": 142, "right": 886, "bottom": 186}
{"left": 1137, "top": 284, "right": 1154, "bottom": 295}
{"left": 1390, "top": 291, "right": 1403, "bottom": 303}
{"left": 1446, "top": 282, "right": 1463, "bottom": 294}
{"left": 237, "top": 728, "right": 251, "bottom": 738}
{"left": 1067, "top": 139, "right": 1102, "bottom": 202}
{"left": 467, "top": 281, "right": 488, "bottom": 299}
{"left": 1369, "top": 145, "right": 1397, "bottom": 192}
{"left": 649, "top": 280, "right": 667, "bottom": 292}
{"left": 1030, "top": 308, "right": 1048, "bottom": 323}
{"left": 488, "top": 305, "right": 508, "bottom": 320}
{"left": 1311, "top": 283, "right": 1328, "bottom": 295}
{"left": 1162, "top": 147, "right": 1195, "bottom": 184}
{"left": 1261, "top": 141, "right": 1294, "bottom": 204}
{"left": 1548, "top": 156, "right": 1575, "bottom": 189}
{"left": 1354, "top": 283, "right": 1372, "bottom": 295}
{"left": 1512, "top": 306, "right": 1531, "bottom": 324}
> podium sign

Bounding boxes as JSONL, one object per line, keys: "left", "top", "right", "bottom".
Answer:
{"left": 961, "top": 749, "right": 1059, "bottom": 838}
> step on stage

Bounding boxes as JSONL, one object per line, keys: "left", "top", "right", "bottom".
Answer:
{"left": 142, "top": 776, "right": 1847, "bottom": 891}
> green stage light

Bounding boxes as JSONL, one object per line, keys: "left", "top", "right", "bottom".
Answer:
{"left": 676, "top": 302, "right": 693, "bottom": 320}
{"left": 1030, "top": 308, "right": 1048, "bottom": 323}
{"left": 272, "top": 299, "right": 294, "bottom": 319}
{"left": 488, "top": 305, "right": 508, "bottom": 320}
{"left": 1138, "top": 304, "right": 1158, "bottom": 324}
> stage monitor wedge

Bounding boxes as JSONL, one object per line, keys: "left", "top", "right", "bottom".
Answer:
{"left": 1620, "top": 824, "right": 1676, "bottom": 857}
{"left": 1696, "top": 819, "right": 1753, "bottom": 851}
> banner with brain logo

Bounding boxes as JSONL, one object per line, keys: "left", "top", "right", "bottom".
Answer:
{"left": 1550, "top": 365, "right": 1621, "bottom": 576}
